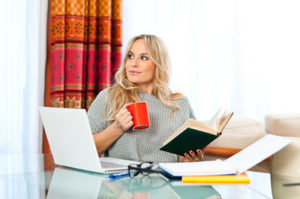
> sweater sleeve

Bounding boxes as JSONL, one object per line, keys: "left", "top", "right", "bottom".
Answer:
{"left": 189, "top": 101, "right": 196, "bottom": 119}
{"left": 178, "top": 96, "right": 196, "bottom": 119}
{"left": 87, "top": 89, "right": 110, "bottom": 134}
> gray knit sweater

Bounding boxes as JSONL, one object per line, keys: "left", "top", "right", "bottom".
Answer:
{"left": 87, "top": 88, "right": 195, "bottom": 163}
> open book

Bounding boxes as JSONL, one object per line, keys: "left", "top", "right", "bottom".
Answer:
{"left": 160, "top": 108, "right": 234, "bottom": 156}
{"left": 159, "top": 135, "right": 292, "bottom": 177}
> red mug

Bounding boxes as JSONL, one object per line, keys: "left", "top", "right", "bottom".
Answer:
{"left": 127, "top": 102, "right": 150, "bottom": 130}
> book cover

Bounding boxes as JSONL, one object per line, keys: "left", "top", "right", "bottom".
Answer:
{"left": 182, "top": 173, "right": 250, "bottom": 184}
{"left": 160, "top": 127, "right": 221, "bottom": 156}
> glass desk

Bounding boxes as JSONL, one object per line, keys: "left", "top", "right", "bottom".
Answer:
{"left": 0, "top": 153, "right": 299, "bottom": 199}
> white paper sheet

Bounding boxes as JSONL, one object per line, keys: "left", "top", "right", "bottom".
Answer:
{"left": 225, "top": 134, "right": 292, "bottom": 173}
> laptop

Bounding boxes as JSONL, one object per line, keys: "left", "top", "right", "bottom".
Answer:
{"left": 39, "top": 107, "right": 139, "bottom": 173}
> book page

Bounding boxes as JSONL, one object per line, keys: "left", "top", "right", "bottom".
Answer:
{"left": 162, "top": 119, "right": 216, "bottom": 145}
{"left": 217, "top": 112, "right": 234, "bottom": 132}
{"left": 204, "top": 108, "right": 233, "bottom": 132}
{"left": 186, "top": 119, "right": 216, "bottom": 134}
{"left": 203, "top": 108, "right": 221, "bottom": 131}
{"left": 224, "top": 135, "right": 292, "bottom": 173}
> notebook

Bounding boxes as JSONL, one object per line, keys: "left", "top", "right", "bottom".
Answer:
{"left": 39, "top": 107, "right": 139, "bottom": 174}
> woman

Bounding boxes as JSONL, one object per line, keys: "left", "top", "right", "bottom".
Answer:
{"left": 88, "top": 34, "right": 204, "bottom": 162}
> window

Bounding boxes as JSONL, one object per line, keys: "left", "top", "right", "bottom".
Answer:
{"left": 123, "top": 0, "right": 300, "bottom": 121}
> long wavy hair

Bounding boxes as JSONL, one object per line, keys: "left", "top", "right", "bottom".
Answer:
{"left": 105, "top": 34, "right": 183, "bottom": 121}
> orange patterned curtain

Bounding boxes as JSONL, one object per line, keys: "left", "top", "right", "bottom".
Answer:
{"left": 43, "top": 0, "right": 122, "bottom": 160}
{"left": 48, "top": 0, "right": 122, "bottom": 109}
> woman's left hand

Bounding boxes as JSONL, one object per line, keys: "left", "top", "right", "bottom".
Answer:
{"left": 178, "top": 148, "right": 206, "bottom": 162}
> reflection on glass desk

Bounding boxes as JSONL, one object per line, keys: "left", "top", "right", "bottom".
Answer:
{"left": 47, "top": 167, "right": 103, "bottom": 199}
{"left": 48, "top": 167, "right": 222, "bottom": 199}
{"left": 0, "top": 153, "right": 299, "bottom": 199}
{"left": 98, "top": 173, "right": 221, "bottom": 199}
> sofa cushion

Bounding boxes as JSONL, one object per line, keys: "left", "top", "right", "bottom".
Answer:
{"left": 265, "top": 114, "right": 300, "bottom": 137}
{"left": 271, "top": 137, "right": 300, "bottom": 176}
{"left": 208, "top": 118, "right": 266, "bottom": 149}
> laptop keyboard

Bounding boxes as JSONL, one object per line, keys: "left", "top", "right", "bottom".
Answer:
{"left": 100, "top": 161, "right": 126, "bottom": 168}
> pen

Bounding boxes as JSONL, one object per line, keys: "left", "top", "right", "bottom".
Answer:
{"left": 108, "top": 171, "right": 130, "bottom": 179}
{"left": 283, "top": 182, "right": 300, "bottom": 186}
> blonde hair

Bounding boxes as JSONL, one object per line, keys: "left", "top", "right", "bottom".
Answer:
{"left": 105, "top": 34, "right": 182, "bottom": 121}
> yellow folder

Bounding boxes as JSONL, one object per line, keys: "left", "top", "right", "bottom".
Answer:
{"left": 182, "top": 173, "right": 250, "bottom": 184}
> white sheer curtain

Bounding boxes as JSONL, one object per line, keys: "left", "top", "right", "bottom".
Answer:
{"left": 123, "top": 0, "right": 300, "bottom": 122}
{"left": 0, "top": 0, "right": 48, "bottom": 154}
{"left": 0, "top": 0, "right": 48, "bottom": 198}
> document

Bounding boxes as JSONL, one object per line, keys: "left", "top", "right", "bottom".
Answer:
{"left": 224, "top": 134, "right": 292, "bottom": 173}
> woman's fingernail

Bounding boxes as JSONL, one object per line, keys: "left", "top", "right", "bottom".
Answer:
{"left": 197, "top": 149, "right": 201, "bottom": 153}
{"left": 184, "top": 153, "right": 188, "bottom": 156}
{"left": 190, "top": 150, "right": 194, "bottom": 154}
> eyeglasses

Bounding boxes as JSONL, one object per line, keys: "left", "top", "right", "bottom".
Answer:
{"left": 128, "top": 161, "right": 164, "bottom": 178}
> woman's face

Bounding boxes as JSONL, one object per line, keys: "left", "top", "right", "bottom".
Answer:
{"left": 125, "top": 39, "right": 156, "bottom": 93}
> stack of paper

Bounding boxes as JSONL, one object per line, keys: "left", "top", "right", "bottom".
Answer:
{"left": 159, "top": 160, "right": 237, "bottom": 177}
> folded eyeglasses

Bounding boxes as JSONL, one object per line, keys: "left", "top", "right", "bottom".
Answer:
{"left": 128, "top": 161, "right": 164, "bottom": 178}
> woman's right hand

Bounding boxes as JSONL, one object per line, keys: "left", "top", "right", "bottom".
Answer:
{"left": 178, "top": 148, "right": 206, "bottom": 162}
{"left": 113, "top": 103, "right": 134, "bottom": 132}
